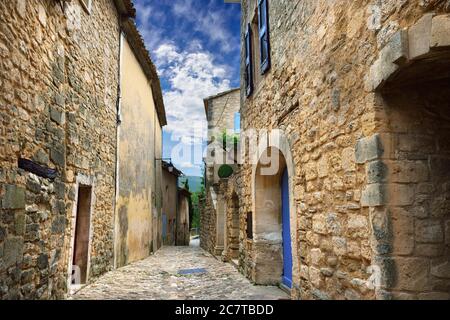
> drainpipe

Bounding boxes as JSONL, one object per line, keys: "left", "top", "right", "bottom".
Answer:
{"left": 113, "top": 28, "right": 124, "bottom": 270}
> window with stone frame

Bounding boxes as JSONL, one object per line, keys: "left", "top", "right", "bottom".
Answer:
{"left": 80, "top": 0, "right": 92, "bottom": 14}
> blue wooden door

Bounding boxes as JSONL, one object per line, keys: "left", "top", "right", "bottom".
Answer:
{"left": 281, "top": 168, "right": 293, "bottom": 288}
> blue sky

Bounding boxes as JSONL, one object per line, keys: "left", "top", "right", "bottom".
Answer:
{"left": 134, "top": 0, "right": 241, "bottom": 176}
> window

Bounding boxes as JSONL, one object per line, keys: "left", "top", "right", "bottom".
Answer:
{"left": 245, "top": 1, "right": 270, "bottom": 99}
{"left": 258, "top": 0, "right": 270, "bottom": 74}
{"left": 234, "top": 112, "right": 241, "bottom": 134}
{"left": 246, "top": 212, "right": 253, "bottom": 240}
{"left": 80, "top": 0, "right": 92, "bottom": 14}
{"left": 245, "top": 24, "right": 253, "bottom": 97}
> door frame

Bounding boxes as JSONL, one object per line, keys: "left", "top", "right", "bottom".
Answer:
{"left": 67, "top": 174, "right": 96, "bottom": 294}
{"left": 251, "top": 130, "right": 298, "bottom": 291}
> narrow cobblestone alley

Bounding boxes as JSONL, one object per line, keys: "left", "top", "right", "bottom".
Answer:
{"left": 71, "top": 245, "right": 288, "bottom": 300}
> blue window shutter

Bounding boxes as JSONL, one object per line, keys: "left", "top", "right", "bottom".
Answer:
{"left": 245, "top": 24, "right": 253, "bottom": 97}
{"left": 258, "top": 0, "right": 271, "bottom": 74}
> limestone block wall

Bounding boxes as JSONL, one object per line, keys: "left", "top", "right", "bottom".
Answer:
{"left": 239, "top": 0, "right": 450, "bottom": 300}
{"left": 363, "top": 83, "right": 450, "bottom": 299}
{"left": 200, "top": 191, "right": 216, "bottom": 253}
{"left": 0, "top": 0, "right": 119, "bottom": 299}
{"left": 200, "top": 185, "right": 219, "bottom": 254}
{"left": 205, "top": 89, "right": 241, "bottom": 144}
{"left": 202, "top": 89, "right": 241, "bottom": 257}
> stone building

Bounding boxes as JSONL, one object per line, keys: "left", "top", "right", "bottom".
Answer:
{"left": 161, "top": 161, "right": 192, "bottom": 247}
{"left": 200, "top": 88, "right": 241, "bottom": 257}
{"left": 177, "top": 188, "right": 192, "bottom": 247}
{"left": 205, "top": 0, "right": 450, "bottom": 300}
{"left": 0, "top": 0, "right": 166, "bottom": 299}
{"left": 114, "top": 18, "right": 166, "bottom": 268}
{"left": 161, "top": 161, "right": 181, "bottom": 246}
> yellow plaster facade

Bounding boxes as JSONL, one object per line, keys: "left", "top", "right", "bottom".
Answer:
{"left": 114, "top": 36, "right": 163, "bottom": 268}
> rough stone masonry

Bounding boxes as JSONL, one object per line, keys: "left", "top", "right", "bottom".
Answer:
{"left": 201, "top": 0, "right": 450, "bottom": 300}
{"left": 0, "top": 0, "right": 126, "bottom": 299}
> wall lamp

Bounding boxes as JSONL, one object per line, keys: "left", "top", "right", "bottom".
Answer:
{"left": 155, "top": 157, "right": 175, "bottom": 173}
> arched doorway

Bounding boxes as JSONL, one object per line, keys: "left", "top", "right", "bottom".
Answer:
{"left": 367, "top": 14, "right": 450, "bottom": 298}
{"left": 253, "top": 147, "right": 293, "bottom": 287}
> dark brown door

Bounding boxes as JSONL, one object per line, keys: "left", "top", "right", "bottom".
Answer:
{"left": 72, "top": 185, "right": 92, "bottom": 285}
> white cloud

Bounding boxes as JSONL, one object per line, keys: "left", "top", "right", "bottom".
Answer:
{"left": 180, "top": 162, "right": 202, "bottom": 169}
{"left": 132, "top": 0, "right": 240, "bottom": 174}
{"left": 133, "top": 1, "right": 166, "bottom": 52}
{"left": 171, "top": 0, "right": 238, "bottom": 54}
{"left": 154, "top": 43, "right": 231, "bottom": 142}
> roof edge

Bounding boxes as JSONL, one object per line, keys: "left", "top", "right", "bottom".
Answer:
{"left": 203, "top": 87, "right": 240, "bottom": 117}
{"left": 203, "top": 88, "right": 240, "bottom": 102}
{"left": 178, "top": 187, "right": 192, "bottom": 197}
{"left": 113, "top": 0, "right": 136, "bottom": 19}
{"left": 162, "top": 161, "right": 183, "bottom": 177}
{"left": 121, "top": 18, "right": 167, "bottom": 126}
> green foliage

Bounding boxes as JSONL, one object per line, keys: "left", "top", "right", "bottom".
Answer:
{"left": 221, "top": 130, "right": 239, "bottom": 151}
{"left": 183, "top": 179, "right": 190, "bottom": 191}
{"left": 179, "top": 176, "right": 203, "bottom": 192}
{"left": 190, "top": 176, "right": 205, "bottom": 229}
{"left": 218, "top": 164, "right": 234, "bottom": 178}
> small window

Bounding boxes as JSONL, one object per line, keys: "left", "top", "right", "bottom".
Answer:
{"left": 246, "top": 212, "right": 253, "bottom": 240}
{"left": 80, "top": 0, "right": 92, "bottom": 14}
{"left": 234, "top": 112, "right": 241, "bottom": 134}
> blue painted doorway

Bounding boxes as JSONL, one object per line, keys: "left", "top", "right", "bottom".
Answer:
{"left": 281, "top": 168, "right": 293, "bottom": 288}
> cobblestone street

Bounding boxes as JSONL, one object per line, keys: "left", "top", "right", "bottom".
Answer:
{"left": 71, "top": 245, "right": 288, "bottom": 300}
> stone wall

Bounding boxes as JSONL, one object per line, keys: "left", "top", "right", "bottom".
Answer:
{"left": 204, "top": 89, "right": 241, "bottom": 185}
{"left": 238, "top": 0, "right": 450, "bottom": 300}
{"left": 367, "top": 82, "right": 450, "bottom": 299}
{"left": 0, "top": 0, "right": 120, "bottom": 299}
{"left": 201, "top": 89, "right": 241, "bottom": 256}
{"left": 200, "top": 185, "right": 218, "bottom": 254}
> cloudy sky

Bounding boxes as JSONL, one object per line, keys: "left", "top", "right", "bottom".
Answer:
{"left": 134, "top": 0, "right": 241, "bottom": 176}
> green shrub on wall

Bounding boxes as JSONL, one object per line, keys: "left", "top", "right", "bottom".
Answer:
{"left": 218, "top": 164, "right": 234, "bottom": 179}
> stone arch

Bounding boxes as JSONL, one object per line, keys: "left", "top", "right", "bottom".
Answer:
{"left": 251, "top": 132, "right": 298, "bottom": 289}
{"left": 364, "top": 13, "right": 450, "bottom": 299}
{"left": 367, "top": 14, "right": 450, "bottom": 93}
